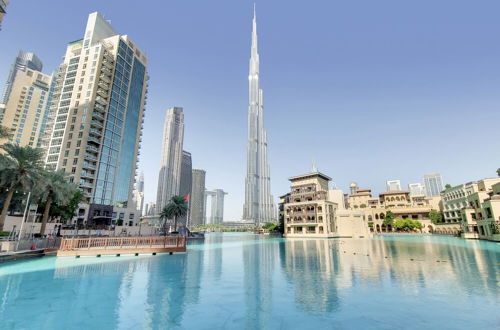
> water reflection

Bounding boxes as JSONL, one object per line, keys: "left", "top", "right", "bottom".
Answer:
{"left": 278, "top": 236, "right": 500, "bottom": 315}
{"left": 0, "top": 234, "right": 498, "bottom": 329}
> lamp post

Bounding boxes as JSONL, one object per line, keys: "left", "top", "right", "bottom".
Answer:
{"left": 16, "top": 191, "right": 31, "bottom": 251}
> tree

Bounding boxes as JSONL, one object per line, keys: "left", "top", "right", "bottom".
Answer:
{"left": 0, "top": 125, "right": 11, "bottom": 139}
{"left": 37, "top": 170, "right": 72, "bottom": 235}
{"left": 51, "top": 187, "right": 83, "bottom": 222}
{"left": 412, "top": 220, "right": 423, "bottom": 231}
{"left": 445, "top": 184, "right": 452, "bottom": 189}
{"left": 497, "top": 168, "right": 500, "bottom": 177}
{"left": 0, "top": 144, "right": 44, "bottom": 230}
{"left": 394, "top": 217, "right": 423, "bottom": 232}
{"left": 383, "top": 210, "right": 395, "bottom": 227}
{"left": 429, "top": 209, "right": 443, "bottom": 224}
{"left": 159, "top": 195, "right": 188, "bottom": 234}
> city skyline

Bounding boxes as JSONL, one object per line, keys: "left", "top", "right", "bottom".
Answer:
{"left": 1, "top": 1, "right": 500, "bottom": 221}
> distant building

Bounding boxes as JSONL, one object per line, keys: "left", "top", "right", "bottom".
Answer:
{"left": 178, "top": 150, "right": 192, "bottom": 226}
{"left": 408, "top": 183, "right": 425, "bottom": 196}
{"left": 156, "top": 107, "right": 184, "bottom": 213}
{"left": 424, "top": 173, "right": 444, "bottom": 197}
{"left": 386, "top": 180, "right": 401, "bottom": 191}
{"left": 179, "top": 151, "right": 192, "bottom": 198}
{"left": 349, "top": 182, "right": 359, "bottom": 195}
{"left": 0, "top": 0, "right": 8, "bottom": 30}
{"left": 441, "top": 178, "right": 500, "bottom": 239}
{"left": 0, "top": 59, "right": 52, "bottom": 149}
{"left": 190, "top": 169, "right": 206, "bottom": 227}
{"left": 133, "top": 172, "right": 145, "bottom": 216}
{"left": 347, "top": 189, "right": 441, "bottom": 233}
{"left": 206, "top": 189, "right": 227, "bottom": 224}
{"left": 2, "top": 50, "right": 43, "bottom": 104}
{"left": 145, "top": 202, "right": 156, "bottom": 216}
{"left": 283, "top": 171, "right": 370, "bottom": 238}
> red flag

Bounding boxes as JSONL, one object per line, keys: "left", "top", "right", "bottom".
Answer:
{"left": 185, "top": 194, "right": 190, "bottom": 202}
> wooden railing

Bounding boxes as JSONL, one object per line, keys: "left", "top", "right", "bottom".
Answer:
{"left": 59, "top": 236, "right": 186, "bottom": 251}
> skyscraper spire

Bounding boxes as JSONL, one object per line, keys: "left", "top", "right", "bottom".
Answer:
{"left": 243, "top": 6, "right": 276, "bottom": 224}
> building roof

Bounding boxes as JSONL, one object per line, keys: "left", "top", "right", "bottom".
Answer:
{"left": 288, "top": 171, "right": 332, "bottom": 182}
{"left": 379, "top": 190, "right": 410, "bottom": 195}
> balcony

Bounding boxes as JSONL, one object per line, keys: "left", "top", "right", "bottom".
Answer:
{"left": 81, "top": 171, "right": 95, "bottom": 179}
{"left": 84, "top": 153, "right": 98, "bottom": 162}
{"left": 96, "top": 88, "right": 108, "bottom": 98}
{"left": 99, "top": 74, "right": 110, "bottom": 83}
{"left": 89, "top": 128, "right": 102, "bottom": 137}
{"left": 86, "top": 144, "right": 100, "bottom": 153}
{"left": 94, "top": 103, "right": 105, "bottom": 112}
{"left": 79, "top": 181, "right": 94, "bottom": 189}
{"left": 87, "top": 136, "right": 100, "bottom": 145}
{"left": 95, "top": 96, "right": 108, "bottom": 105}
{"left": 102, "top": 59, "right": 114, "bottom": 69}
{"left": 98, "top": 81, "right": 109, "bottom": 90}
{"left": 92, "top": 111, "right": 105, "bottom": 121}
{"left": 101, "top": 66, "right": 112, "bottom": 76}
{"left": 82, "top": 162, "right": 97, "bottom": 170}
{"left": 91, "top": 120, "right": 103, "bottom": 129}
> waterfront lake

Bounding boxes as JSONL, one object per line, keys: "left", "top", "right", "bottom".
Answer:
{"left": 0, "top": 233, "right": 499, "bottom": 329}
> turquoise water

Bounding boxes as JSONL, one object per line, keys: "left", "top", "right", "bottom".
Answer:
{"left": 0, "top": 234, "right": 499, "bottom": 329}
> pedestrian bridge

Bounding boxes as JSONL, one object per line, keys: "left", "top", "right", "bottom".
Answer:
{"left": 57, "top": 236, "right": 186, "bottom": 257}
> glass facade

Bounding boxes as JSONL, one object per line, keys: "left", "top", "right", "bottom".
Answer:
{"left": 113, "top": 57, "right": 145, "bottom": 205}
{"left": 94, "top": 40, "right": 144, "bottom": 206}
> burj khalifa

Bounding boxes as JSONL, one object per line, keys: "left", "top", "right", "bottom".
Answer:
{"left": 242, "top": 6, "right": 276, "bottom": 224}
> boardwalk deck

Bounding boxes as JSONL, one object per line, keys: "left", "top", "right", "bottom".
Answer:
{"left": 57, "top": 236, "right": 186, "bottom": 257}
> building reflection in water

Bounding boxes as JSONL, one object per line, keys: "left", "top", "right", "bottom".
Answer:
{"left": 242, "top": 235, "right": 279, "bottom": 329}
{"left": 279, "top": 236, "right": 500, "bottom": 316}
{"left": 0, "top": 234, "right": 498, "bottom": 328}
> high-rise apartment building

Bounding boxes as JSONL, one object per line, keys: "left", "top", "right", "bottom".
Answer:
{"left": 156, "top": 107, "right": 184, "bottom": 213}
{"left": 424, "top": 173, "right": 444, "bottom": 197}
{"left": 191, "top": 169, "right": 206, "bottom": 227}
{"left": 44, "top": 12, "right": 148, "bottom": 224}
{"left": 242, "top": 7, "right": 276, "bottom": 224}
{"left": 408, "top": 183, "right": 425, "bottom": 196}
{"left": 0, "top": 0, "right": 10, "bottom": 31}
{"left": 0, "top": 58, "right": 52, "bottom": 148}
{"left": 386, "top": 180, "right": 401, "bottom": 191}
{"left": 2, "top": 51, "right": 43, "bottom": 104}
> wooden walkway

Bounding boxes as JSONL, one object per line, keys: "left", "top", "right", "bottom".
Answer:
{"left": 57, "top": 236, "right": 186, "bottom": 257}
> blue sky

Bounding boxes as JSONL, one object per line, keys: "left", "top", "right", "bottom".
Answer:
{"left": 1, "top": 1, "right": 500, "bottom": 220}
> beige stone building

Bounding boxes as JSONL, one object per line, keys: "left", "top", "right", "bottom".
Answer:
{"left": 44, "top": 12, "right": 148, "bottom": 226}
{"left": 441, "top": 178, "right": 500, "bottom": 238}
{"left": 476, "top": 181, "right": 500, "bottom": 241}
{"left": 283, "top": 171, "right": 371, "bottom": 238}
{"left": 0, "top": 69, "right": 52, "bottom": 149}
{"left": 348, "top": 189, "right": 441, "bottom": 233}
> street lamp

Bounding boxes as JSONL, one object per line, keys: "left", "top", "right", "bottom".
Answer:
{"left": 15, "top": 191, "right": 31, "bottom": 251}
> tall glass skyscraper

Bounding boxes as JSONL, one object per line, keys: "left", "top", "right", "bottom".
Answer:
{"left": 424, "top": 173, "right": 444, "bottom": 197}
{"left": 45, "top": 12, "right": 148, "bottom": 225}
{"left": 156, "top": 107, "right": 185, "bottom": 213}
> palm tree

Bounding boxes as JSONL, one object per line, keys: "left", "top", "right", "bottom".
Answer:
{"left": 37, "top": 169, "right": 72, "bottom": 236}
{"left": 159, "top": 195, "right": 188, "bottom": 234}
{"left": 0, "top": 125, "right": 11, "bottom": 139}
{"left": 497, "top": 168, "right": 500, "bottom": 177}
{"left": 0, "top": 144, "right": 44, "bottom": 230}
